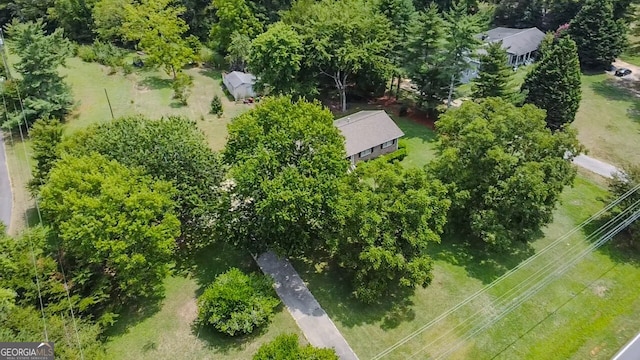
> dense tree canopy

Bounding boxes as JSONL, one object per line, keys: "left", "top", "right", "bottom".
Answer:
{"left": 522, "top": 32, "right": 582, "bottom": 130}
{"left": 27, "top": 117, "right": 63, "bottom": 194}
{"left": 248, "top": 22, "right": 309, "bottom": 96}
{"left": 3, "top": 20, "right": 73, "bottom": 129}
{"left": 332, "top": 161, "right": 450, "bottom": 303}
{"left": 568, "top": 0, "right": 626, "bottom": 69}
{"left": 220, "top": 96, "right": 347, "bottom": 255}
{"left": 122, "top": 0, "right": 198, "bottom": 79}
{"left": 209, "top": 0, "right": 263, "bottom": 55}
{"left": 609, "top": 165, "right": 640, "bottom": 245}
{"left": 40, "top": 154, "right": 180, "bottom": 319}
{"left": 287, "top": 0, "right": 394, "bottom": 111}
{"left": 48, "top": 0, "right": 96, "bottom": 42}
{"left": 405, "top": 5, "right": 449, "bottom": 113}
{"left": 253, "top": 334, "right": 339, "bottom": 360}
{"left": 92, "top": 0, "right": 130, "bottom": 43}
{"left": 63, "top": 115, "right": 225, "bottom": 253}
{"left": 471, "top": 41, "right": 516, "bottom": 101}
{"left": 431, "top": 97, "right": 581, "bottom": 249}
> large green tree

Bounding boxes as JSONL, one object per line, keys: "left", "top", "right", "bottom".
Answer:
{"left": 253, "top": 334, "right": 339, "bottom": 360}
{"left": 471, "top": 41, "right": 516, "bottom": 101}
{"left": 521, "top": 32, "right": 581, "bottom": 130}
{"left": 27, "top": 117, "right": 63, "bottom": 194}
{"left": 209, "top": 0, "right": 263, "bottom": 55}
{"left": 220, "top": 96, "right": 347, "bottom": 255}
{"left": 568, "top": 0, "right": 626, "bottom": 69}
{"left": 431, "top": 97, "right": 582, "bottom": 250}
{"left": 40, "top": 154, "right": 180, "bottom": 319}
{"left": 405, "top": 4, "right": 450, "bottom": 113}
{"left": 332, "top": 161, "right": 450, "bottom": 303}
{"left": 609, "top": 165, "right": 640, "bottom": 245}
{"left": 3, "top": 20, "right": 73, "bottom": 129}
{"left": 122, "top": 0, "right": 198, "bottom": 79}
{"left": 289, "top": 0, "right": 394, "bottom": 111}
{"left": 248, "top": 22, "right": 311, "bottom": 96}
{"left": 63, "top": 116, "right": 225, "bottom": 253}
{"left": 442, "top": 0, "right": 483, "bottom": 107}
{"left": 48, "top": 0, "right": 96, "bottom": 42}
{"left": 226, "top": 31, "right": 252, "bottom": 71}
{"left": 92, "top": 0, "right": 130, "bottom": 43}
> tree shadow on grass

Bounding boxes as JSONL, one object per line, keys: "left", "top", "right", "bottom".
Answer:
{"left": 428, "top": 232, "right": 536, "bottom": 285}
{"left": 103, "top": 293, "right": 165, "bottom": 338}
{"left": 138, "top": 75, "right": 172, "bottom": 90}
{"left": 290, "top": 256, "right": 415, "bottom": 329}
{"left": 199, "top": 68, "right": 223, "bottom": 81}
{"left": 591, "top": 79, "right": 640, "bottom": 122}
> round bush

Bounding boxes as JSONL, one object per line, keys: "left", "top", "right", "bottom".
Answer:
{"left": 197, "top": 268, "right": 280, "bottom": 336}
{"left": 253, "top": 334, "right": 339, "bottom": 360}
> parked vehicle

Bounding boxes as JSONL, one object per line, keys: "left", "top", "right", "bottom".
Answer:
{"left": 615, "top": 68, "right": 632, "bottom": 77}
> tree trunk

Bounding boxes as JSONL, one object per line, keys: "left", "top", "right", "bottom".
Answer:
{"left": 388, "top": 76, "right": 394, "bottom": 96}
{"left": 396, "top": 73, "right": 401, "bottom": 101}
{"left": 447, "top": 74, "right": 455, "bottom": 108}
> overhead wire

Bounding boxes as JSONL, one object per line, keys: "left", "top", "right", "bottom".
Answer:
{"left": 0, "top": 29, "right": 83, "bottom": 358}
{"left": 371, "top": 183, "right": 640, "bottom": 360}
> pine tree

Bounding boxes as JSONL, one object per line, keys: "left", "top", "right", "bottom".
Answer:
{"left": 568, "top": 0, "right": 626, "bottom": 69}
{"left": 471, "top": 41, "right": 515, "bottom": 100}
{"left": 521, "top": 32, "right": 582, "bottom": 130}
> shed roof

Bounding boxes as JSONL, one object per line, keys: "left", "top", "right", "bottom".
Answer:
{"left": 480, "top": 27, "right": 546, "bottom": 56}
{"left": 224, "top": 71, "right": 256, "bottom": 89}
{"left": 334, "top": 111, "right": 404, "bottom": 157}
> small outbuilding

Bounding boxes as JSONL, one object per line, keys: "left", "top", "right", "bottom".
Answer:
{"left": 223, "top": 71, "right": 256, "bottom": 101}
{"left": 334, "top": 110, "right": 405, "bottom": 165}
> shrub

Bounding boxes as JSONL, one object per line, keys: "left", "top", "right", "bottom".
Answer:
{"left": 197, "top": 268, "right": 280, "bottom": 336}
{"left": 77, "top": 45, "right": 97, "bottom": 63}
{"left": 172, "top": 73, "right": 193, "bottom": 106}
{"left": 196, "top": 46, "right": 216, "bottom": 67}
{"left": 399, "top": 104, "right": 409, "bottom": 117}
{"left": 210, "top": 95, "right": 223, "bottom": 117}
{"left": 383, "top": 147, "right": 407, "bottom": 163}
{"left": 253, "top": 334, "right": 339, "bottom": 360}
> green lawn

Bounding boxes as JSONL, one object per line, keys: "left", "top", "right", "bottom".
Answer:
{"left": 5, "top": 56, "right": 251, "bottom": 233}
{"left": 293, "top": 176, "right": 640, "bottom": 359}
{"left": 105, "top": 244, "right": 304, "bottom": 359}
{"left": 571, "top": 73, "right": 640, "bottom": 168}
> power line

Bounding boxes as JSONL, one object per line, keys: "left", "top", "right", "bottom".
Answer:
{"left": 430, "top": 202, "right": 640, "bottom": 359}
{"left": 371, "top": 183, "right": 640, "bottom": 360}
{"left": 0, "top": 90, "right": 48, "bottom": 342}
{"left": 0, "top": 30, "right": 84, "bottom": 358}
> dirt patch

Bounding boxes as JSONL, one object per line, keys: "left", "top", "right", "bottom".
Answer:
{"left": 590, "top": 281, "right": 610, "bottom": 298}
{"left": 178, "top": 296, "right": 198, "bottom": 324}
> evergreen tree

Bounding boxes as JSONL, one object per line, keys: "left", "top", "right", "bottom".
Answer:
{"left": 471, "top": 41, "right": 515, "bottom": 101}
{"left": 521, "top": 32, "right": 581, "bottom": 130}
{"left": 3, "top": 21, "right": 73, "bottom": 129}
{"left": 568, "top": 0, "right": 626, "bottom": 69}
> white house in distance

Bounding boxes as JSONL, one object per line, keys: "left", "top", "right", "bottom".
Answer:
{"left": 460, "top": 27, "right": 546, "bottom": 83}
{"left": 334, "top": 110, "right": 404, "bottom": 165}
{"left": 222, "top": 71, "right": 257, "bottom": 101}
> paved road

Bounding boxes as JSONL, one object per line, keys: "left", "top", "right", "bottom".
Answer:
{"left": 573, "top": 154, "right": 622, "bottom": 179}
{"left": 612, "top": 332, "right": 640, "bottom": 360}
{"left": 0, "top": 133, "right": 12, "bottom": 231}
{"left": 255, "top": 252, "right": 359, "bottom": 360}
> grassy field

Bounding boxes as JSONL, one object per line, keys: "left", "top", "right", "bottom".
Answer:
{"left": 571, "top": 73, "right": 640, "bottom": 168}
{"left": 294, "top": 176, "right": 640, "bottom": 359}
{"left": 5, "top": 57, "right": 252, "bottom": 233}
{"left": 104, "top": 244, "right": 304, "bottom": 360}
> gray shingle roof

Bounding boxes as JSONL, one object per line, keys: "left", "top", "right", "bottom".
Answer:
{"left": 334, "top": 110, "right": 404, "bottom": 157}
{"left": 224, "top": 71, "right": 256, "bottom": 89}
{"left": 480, "top": 27, "right": 546, "bottom": 56}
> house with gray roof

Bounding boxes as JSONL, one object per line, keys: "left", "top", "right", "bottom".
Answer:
{"left": 334, "top": 110, "right": 404, "bottom": 165}
{"left": 222, "top": 71, "right": 256, "bottom": 101}
{"left": 461, "top": 27, "right": 546, "bottom": 83}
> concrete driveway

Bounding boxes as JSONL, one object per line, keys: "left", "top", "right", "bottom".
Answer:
{"left": 611, "top": 59, "right": 640, "bottom": 82}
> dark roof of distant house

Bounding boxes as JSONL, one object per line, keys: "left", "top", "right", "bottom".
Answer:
{"left": 334, "top": 110, "right": 404, "bottom": 157}
{"left": 479, "top": 27, "right": 546, "bottom": 56}
{"left": 224, "top": 71, "right": 256, "bottom": 88}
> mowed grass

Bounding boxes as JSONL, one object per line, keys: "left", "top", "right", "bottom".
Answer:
{"left": 294, "top": 174, "right": 640, "bottom": 359}
{"left": 571, "top": 73, "right": 640, "bottom": 168}
{"left": 105, "top": 244, "right": 304, "bottom": 360}
{"left": 5, "top": 56, "right": 251, "bottom": 233}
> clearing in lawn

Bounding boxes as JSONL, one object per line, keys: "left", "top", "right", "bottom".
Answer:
{"left": 293, "top": 175, "right": 640, "bottom": 359}
{"left": 571, "top": 73, "right": 640, "bottom": 168}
